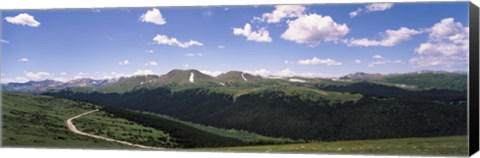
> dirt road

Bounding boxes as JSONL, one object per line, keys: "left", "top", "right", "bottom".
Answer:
{"left": 66, "top": 109, "right": 165, "bottom": 150}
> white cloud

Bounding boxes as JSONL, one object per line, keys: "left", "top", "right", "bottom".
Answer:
{"left": 281, "top": 14, "right": 349, "bottom": 46}
{"left": 368, "top": 59, "right": 403, "bottom": 68}
{"left": 233, "top": 23, "right": 272, "bottom": 42}
{"left": 144, "top": 61, "right": 158, "bottom": 66}
{"left": 255, "top": 5, "right": 305, "bottom": 23}
{"left": 350, "top": 3, "right": 394, "bottom": 18}
{"left": 18, "top": 58, "right": 28, "bottom": 62}
{"left": 349, "top": 8, "right": 363, "bottom": 18}
{"left": 366, "top": 3, "right": 394, "bottom": 12}
{"left": 1, "top": 77, "right": 29, "bottom": 83}
{"left": 1, "top": 39, "right": 9, "bottom": 44}
{"left": 277, "top": 68, "right": 296, "bottom": 77}
{"left": 52, "top": 77, "right": 70, "bottom": 82}
{"left": 273, "top": 68, "right": 339, "bottom": 78}
{"left": 102, "top": 72, "right": 126, "bottom": 79}
{"left": 368, "top": 61, "right": 386, "bottom": 67}
{"left": 245, "top": 68, "right": 271, "bottom": 77}
{"left": 4, "top": 13, "right": 40, "bottom": 27}
{"left": 391, "top": 60, "right": 403, "bottom": 63}
{"left": 410, "top": 18, "right": 469, "bottom": 67}
{"left": 25, "top": 71, "right": 51, "bottom": 80}
{"left": 145, "top": 50, "right": 154, "bottom": 53}
{"left": 184, "top": 53, "right": 203, "bottom": 57}
{"left": 140, "top": 8, "right": 166, "bottom": 25}
{"left": 153, "top": 34, "right": 203, "bottom": 48}
{"left": 345, "top": 27, "right": 421, "bottom": 47}
{"left": 200, "top": 70, "right": 223, "bottom": 77}
{"left": 73, "top": 72, "right": 87, "bottom": 79}
{"left": 184, "top": 53, "right": 195, "bottom": 57}
{"left": 60, "top": 72, "right": 67, "bottom": 75}
{"left": 217, "top": 45, "right": 225, "bottom": 49}
{"left": 118, "top": 60, "right": 129, "bottom": 65}
{"left": 91, "top": 9, "right": 101, "bottom": 13}
{"left": 372, "top": 55, "right": 383, "bottom": 59}
{"left": 184, "top": 64, "right": 190, "bottom": 68}
{"left": 354, "top": 59, "right": 362, "bottom": 64}
{"left": 133, "top": 69, "right": 154, "bottom": 76}
{"left": 298, "top": 57, "right": 342, "bottom": 66}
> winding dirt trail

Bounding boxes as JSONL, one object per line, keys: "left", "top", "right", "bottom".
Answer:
{"left": 66, "top": 109, "right": 165, "bottom": 150}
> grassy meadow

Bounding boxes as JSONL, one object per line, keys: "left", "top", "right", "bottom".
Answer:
{"left": 201, "top": 136, "right": 468, "bottom": 156}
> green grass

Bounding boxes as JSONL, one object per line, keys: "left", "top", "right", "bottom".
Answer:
{"left": 2, "top": 92, "right": 130, "bottom": 149}
{"left": 1, "top": 92, "right": 171, "bottom": 149}
{"left": 377, "top": 72, "right": 467, "bottom": 91}
{"left": 201, "top": 136, "right": 468, "bottom": 156}
{"left": 74, "top": 110, "right": 177, "bottom": 148}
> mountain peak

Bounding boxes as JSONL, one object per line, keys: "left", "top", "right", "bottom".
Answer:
{"left": 217, "top": 71, "right": 263, "bottom": 83}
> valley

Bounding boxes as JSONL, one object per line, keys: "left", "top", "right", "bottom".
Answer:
{"left": 1, "top": 69, "right": 469, "bottom": 155}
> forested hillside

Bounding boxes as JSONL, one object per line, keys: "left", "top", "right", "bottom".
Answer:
{"left": 45, "top": 81, "right": 467, "bottom": 141}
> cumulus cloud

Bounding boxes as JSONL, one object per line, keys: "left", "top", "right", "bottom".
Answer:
{"left": 410, "top": 18, "right": 468, "bottom": 67}
{"left": 354, "top": 59, "right": 362, "bottom": 64}
{"left": 254, "top": 5, "right": 306, "bottom": 23}
{"left": 4, "top": 13, "right": 40, "bottom": 27}
{"left": 133, "top": 69, "right": 154, "bottom": 76}
{"left": 118, "top": 60, "right": 129, "bottom": 65}
{"left": 245, "top": 68, "right": 271, "bottom": 77}
{"left": 366, "top": 3, "right": 394, "bottom": 12}
{"left": 144, "top": 61, "right": 158, "bottom": 66}
{"left": 217, "top": 45, "right": 225, "bottom": 49}
{"left": 274, "top": 68, "right": 338, "bottom": 78}
{"left": 284, "top": 60, "right": 293, "bottom": 64}
{"left": 140, "top": 8, "right": 166, "bottom": 25}
{"left": 344, "top": 27, "right": 421, "bottom": 47}
{"left": 350, "top": 3, "right": 394, "bottom": 18}
{"left": 153, "top": 34, "right": 203, "bottom": 48}
{"left": 281, "top": 14, "right": 349, "bottom": 46}
{"left": 25, "top": 71, "right": 51, "bottom": 80}
{"left": 372, "top": 55, "right": 383, "bottom": 59}
{"left": 233, "top": 23, "right": 272, "bottom": 42}
{"left": 18, "top": 58, "right": 28, "bottom": 62}
{"left": 298, "top": 57, "right": 342, "bottom": 66}
{"left": 368, "top": 61, "right": 386, "bottom": 67}
{"left": 1, "top": 77, "right": 29, "bottom": 83}
{"left": 145, "top": 50, "right": 154, "bottom": 53}
{"left": 349, "top": 8, "right": 363, "bottom": 18}
{"left": 184, "top": 53, "right": 203, "bottom": 57}
{"left": 102, "top": 72, "right": 126, "bottom": 79}
{"left": 1, "top": 39, "right": 9, "bottom": 44}
{"left": 200, "top": 70, "right": 223, "bottom": 77}
{"left": 367, "top": 60, "right": 403, "bottom": 68}
{"left": 276, "top": 68, "right": 296, "bottom": 77}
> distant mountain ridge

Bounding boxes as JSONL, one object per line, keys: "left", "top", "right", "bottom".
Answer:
{"left": 1, "top": 78, "right": 123, "bottom": 94}
{"left": 1, "top": 69, "right": 468, "bottom": 93}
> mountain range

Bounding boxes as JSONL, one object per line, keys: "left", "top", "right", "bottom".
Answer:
{"left": 1, "top": 69, "right": 468, "bottom": 94}
{"left": 1, "top": 68, "right": 468, "bottom": 143}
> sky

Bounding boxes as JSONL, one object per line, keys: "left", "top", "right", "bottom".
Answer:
{"left": 0, "top": 2, "right": 470, "bottom": 83}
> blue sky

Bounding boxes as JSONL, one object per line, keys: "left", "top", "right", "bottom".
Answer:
{"left": 1, "top": 2, "right": 470, "bottom": 83}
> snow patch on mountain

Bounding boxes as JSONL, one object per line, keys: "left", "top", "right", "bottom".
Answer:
{"left": 289, "top": 78, "right": 306, "bottom": 83}
{"left": 189, "top": 72, "right": 194, "bottom": 83}
{"left": 241, "top": 73, "right": 248, "bottom": 82}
